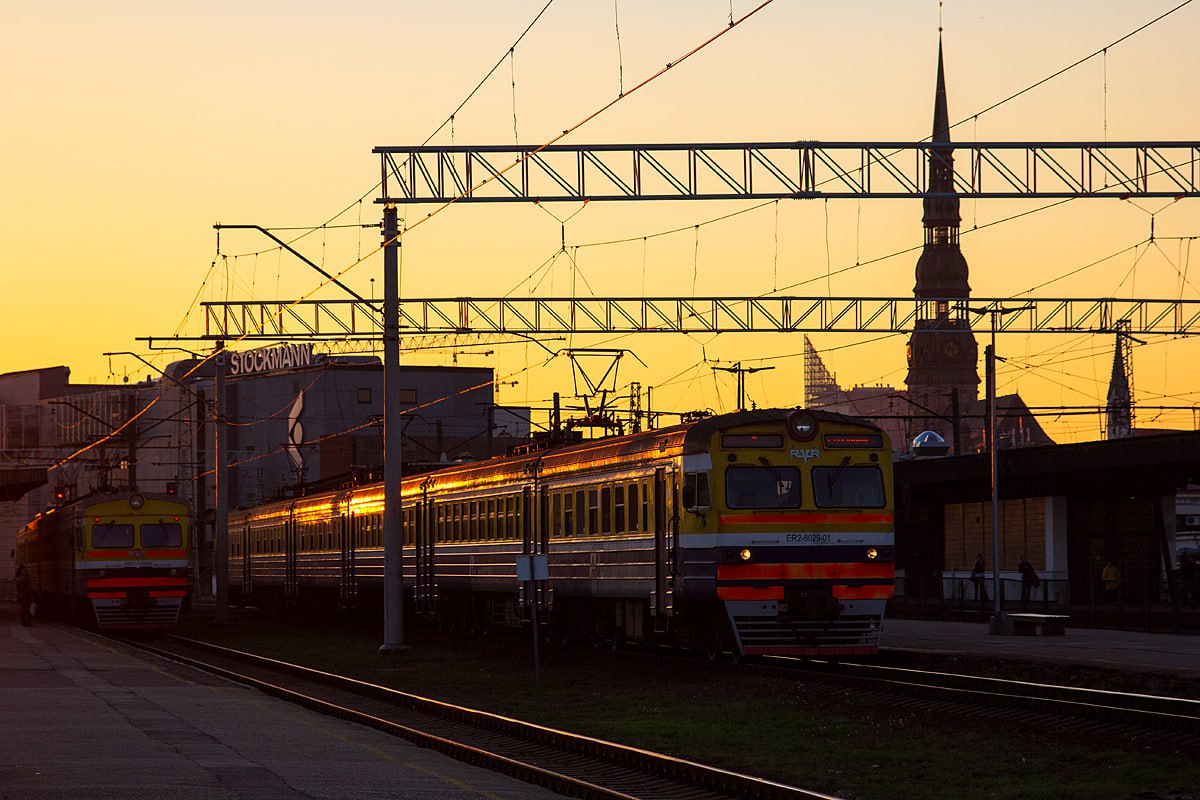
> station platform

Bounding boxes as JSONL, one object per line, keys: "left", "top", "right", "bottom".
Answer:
{"left": 880, "top": 616, "right": 1200, "bottom": 684}
{"left": 0, "top": 603, "right": 559, "bottom": 800}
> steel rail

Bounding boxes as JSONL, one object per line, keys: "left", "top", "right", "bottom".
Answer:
{"left": 114, "top": 634, "right": 836, "bottom": 800}
{"left": 771, "top": 657, "right": 1200, "bottom": 735}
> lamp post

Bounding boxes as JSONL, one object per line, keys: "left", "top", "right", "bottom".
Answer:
{"left": 964, "top": 303, "right": 1033, "bottom": 634}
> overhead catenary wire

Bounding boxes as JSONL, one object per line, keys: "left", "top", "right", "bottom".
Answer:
{"left": 54, "top": 2, "right": 780, "bottom": 472}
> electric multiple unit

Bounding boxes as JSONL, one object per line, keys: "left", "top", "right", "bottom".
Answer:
{"left": 17, "top": 492, "right": 192, "bottom": 629}
{"left": 229, "top": 408, "right": 894, "bottom": 657}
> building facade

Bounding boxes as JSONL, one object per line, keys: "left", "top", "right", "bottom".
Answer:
{"left": 1, "top": 350, "right": 525, "bottom": 596}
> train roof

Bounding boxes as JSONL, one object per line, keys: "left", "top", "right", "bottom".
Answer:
{"left": 235, "top": 408, "right": 884, "bottom": 513}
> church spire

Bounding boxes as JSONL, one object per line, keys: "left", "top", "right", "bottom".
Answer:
{"left": 905, "top": 32, "right": 979, "bottom": 449}
{"left": 932, "top": 37, "right": 951, "bottom": 144}
{"left": 922, "top": 35, "right": 961, "bottom": 239}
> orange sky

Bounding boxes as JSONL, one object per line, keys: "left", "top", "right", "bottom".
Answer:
{"left": 2, "top": 1, "right": 1198, "bottom": 443}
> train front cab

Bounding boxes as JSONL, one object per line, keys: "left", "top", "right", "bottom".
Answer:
{"left": 681, "top": 411, "right": 894, "bottom": 658}
{"left": 79, "top": 496, "right": 191, "bottom": 629}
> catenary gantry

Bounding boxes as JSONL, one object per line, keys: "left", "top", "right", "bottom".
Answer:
{"left": 187, "top": 296, "right": 1200, "bottom": 341}
{"left": 374, "top": 142, "right": 1200, "bottom": 203}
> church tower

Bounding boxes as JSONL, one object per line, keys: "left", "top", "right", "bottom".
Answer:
{"left": 904, "top": 38, "right": 979, "bottom": 449}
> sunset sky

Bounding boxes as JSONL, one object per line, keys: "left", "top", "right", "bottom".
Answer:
{"left": 3, "top": 1, "right": 1197, "bottom": 443}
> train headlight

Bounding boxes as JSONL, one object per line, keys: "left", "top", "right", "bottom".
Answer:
{"left": 787, "top": 410, "right": 818, "bottom": 442}
{"left": 739, "top": 548, "right": 752, "bottom": 561}
{"left": 129, "top": 494, "right": 145, "bottom": 509}
{"left": 866, "top": 547, "right": 878, "bottom": 560}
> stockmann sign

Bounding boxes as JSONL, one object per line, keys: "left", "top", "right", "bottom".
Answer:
{"left": 228, "top": 344, "right": 317, "bottom": 376}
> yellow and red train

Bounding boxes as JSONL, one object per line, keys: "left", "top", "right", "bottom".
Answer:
{"left": 16, "top": 492, "right": 192, "bottom": 629}
{"left": 230, "top": 408, "right": 895, "bottom": 658}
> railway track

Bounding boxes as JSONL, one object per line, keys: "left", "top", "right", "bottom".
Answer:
{"left": 760, "top": 655, "right": 1200, "bottom": 741}
{"left": 114, "top": 634, "right": 836, "bottom": 800}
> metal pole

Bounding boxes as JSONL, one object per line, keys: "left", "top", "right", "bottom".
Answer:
{"left": 214, "top": 341, "right": 229, "bottom": 624}
{"left": 987, "top": 333, "right": 1003, "bottom": 630}
{"left": 380, "top": 203, "right": 406, "bottom": 654}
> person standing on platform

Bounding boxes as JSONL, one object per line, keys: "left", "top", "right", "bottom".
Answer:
{"left": 971, "top": 553, "right": 988, "bottom": 603}
{"left": 15, "top": 563, "right": 33, "bottom": 626}
{"left": 1102, "top": 560, "right": 1120, "bottom": 605}
{"left": 1018, "top": 555, "right": 1039, "bottom": 605}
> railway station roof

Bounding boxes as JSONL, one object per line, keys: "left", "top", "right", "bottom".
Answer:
{"left": 0, "top": 467, "right": 47, "bottom": 502}
{"left": 895, "top": 431, "right": 1200, "bottom": 502}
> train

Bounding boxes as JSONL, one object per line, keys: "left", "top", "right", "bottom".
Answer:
{"left": 16, "top": 491, "right": 192, "bottom": 629}
{"left": 229, "top": 408, "right": 895, "bottom": 658}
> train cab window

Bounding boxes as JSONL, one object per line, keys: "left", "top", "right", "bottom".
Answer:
{"left": 141, "top": 523, "right": 182, "bottom": 547}
{"left": 92, "top": 524, "right": 134, "bottom": 548}
{"left": 725, "top": 466, "right": 801, "bottom": 509}
{"left": 811, "top": 466, "right": 886, "bottom": 509}
{"left": 682, "top": 472, "right": 711, "bottom": 511}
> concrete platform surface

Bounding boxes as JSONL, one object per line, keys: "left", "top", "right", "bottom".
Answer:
{"left": 1, "top": 604, "right": 561, "bottom": 800}
{"left": 880, "top": 617, "right": 1200, "bottom": 681}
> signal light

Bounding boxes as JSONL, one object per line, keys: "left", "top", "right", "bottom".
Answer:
{"left": 166, "top": 482, "right": 177, "bottom": 495}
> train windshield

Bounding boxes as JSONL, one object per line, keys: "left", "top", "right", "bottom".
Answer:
{"left": 92, "top": 524, "right": 135, "bottom": 548}
{"left": 811, "top": 466, "right": 886, "bottom": 508}
{"left": 141, "top": 523, "right": 183, "bottom": 547}
{"left": 726, "top": 466, "right": 801, "bottom": 508}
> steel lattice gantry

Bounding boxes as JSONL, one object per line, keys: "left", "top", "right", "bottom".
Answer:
{"left": 374, "top": 142, "right": 1200, "bottom": 203}
{"left": 194, "top": 296, "right": 1200, "bottom": 340}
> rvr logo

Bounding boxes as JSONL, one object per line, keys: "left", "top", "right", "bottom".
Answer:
{"left": 790, "top": 448, "right": 821, "bottom": 462}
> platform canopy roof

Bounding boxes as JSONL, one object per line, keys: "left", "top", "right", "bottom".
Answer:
{"left": 896, "top": 431, "right": 1200, "bottom": 503}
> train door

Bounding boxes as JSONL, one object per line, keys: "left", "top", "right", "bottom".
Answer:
{"left": 520, "top": 484, "right": 549, "bottom": 621}
{"left": 415, "top": 488, "right": 436, "bottom": 614}
{"left": 339, "top": 499, "right": 358, "bottom": 610}
{"left": 284, "top": 505, "right": 298, "bottom": 605}
{"left": 652, "top": 467, "right": 673, "bottom": 632}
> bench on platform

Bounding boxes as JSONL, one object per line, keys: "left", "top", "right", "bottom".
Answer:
{"left": 1007, "top": 613, "right": 1069, "bottom": 636}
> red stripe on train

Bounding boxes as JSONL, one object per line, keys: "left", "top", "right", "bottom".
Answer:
{"left": 87, "top": 577, "right": 189, "bottom": 588}
{"left": 718, "top": 563, "right": 895, "bottom": 581}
